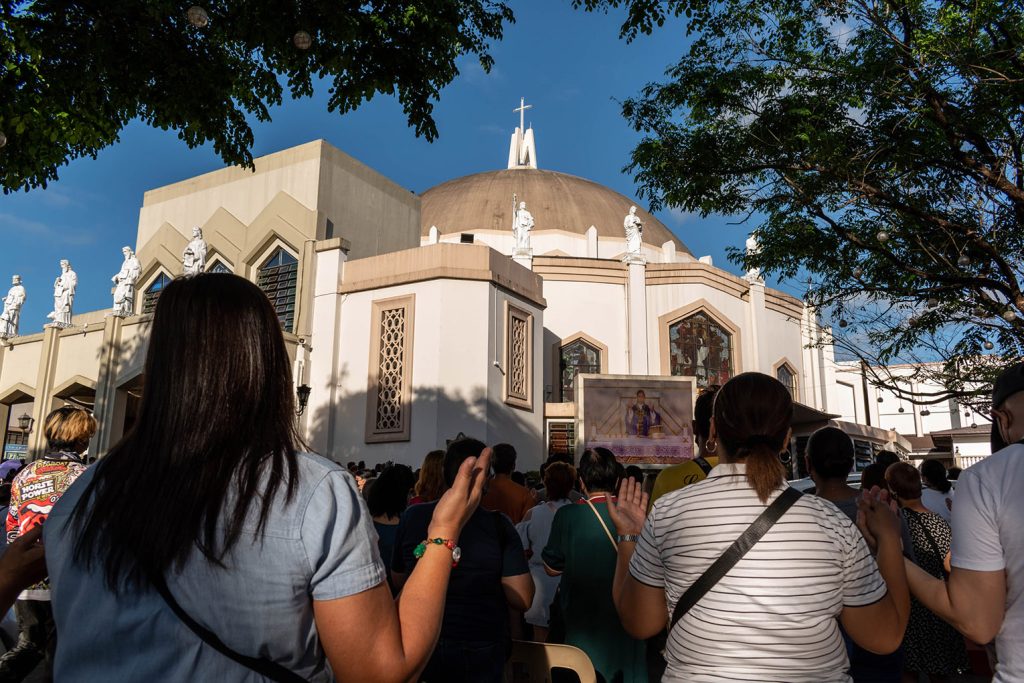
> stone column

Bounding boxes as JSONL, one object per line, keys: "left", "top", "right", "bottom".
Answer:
{"left": 28, "top": 327, "right": 61, "bottom": 459}
{"left": 626, "top": 260, "right": 649, "bottom": 374}
{"left": 586, "top": 226, "right": 598, "bottom": 258}
{"left": 745, "top": 279, "right": 765, "bottom": 373}
{"left": 305, "top": 239, "right": 350, "bottom": 458}
{"left": 91, "top": 315, "right": 124, "bottom": 456}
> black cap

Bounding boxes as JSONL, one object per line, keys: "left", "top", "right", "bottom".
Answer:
{"left": 990, "top": 363, "right": 1024, "bottom": 452}
{"left": 992, "top": 362, "right": 1024, "bottom": 408}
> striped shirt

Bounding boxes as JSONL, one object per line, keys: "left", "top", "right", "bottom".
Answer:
{"left": 629, "top": 463, "right": 887, "bottom": 682}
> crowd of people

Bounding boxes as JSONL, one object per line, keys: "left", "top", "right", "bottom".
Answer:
{"left": 0, "top": 272, "right": 1020, "bottom": 683}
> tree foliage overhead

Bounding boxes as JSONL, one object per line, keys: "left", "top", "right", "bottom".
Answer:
{"left": 0, "top": 0, "right": 513, "bottom": 192}
{"left": 577, "top": 0, "right": 1024, "bottom": 406}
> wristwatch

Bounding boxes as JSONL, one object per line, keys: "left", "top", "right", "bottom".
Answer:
{"left": 616, "top": 534, "right": 640, "bottom": 543}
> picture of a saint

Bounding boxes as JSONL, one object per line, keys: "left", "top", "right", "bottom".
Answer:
{"left": 625, "top": 390, "right": 661, "bottom": 437}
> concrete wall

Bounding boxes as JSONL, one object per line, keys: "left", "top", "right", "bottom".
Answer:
{"left": 832, "top": 362, "right": 958, "bottom": 437}
{"left": 137, "top": 142, "right": 324, "bottom": 248}
{"left": 316, "top": 144, "right": 421, "bottom": 261}
{"left": 319, "top": 277, "right": 544, "bottom": 469}
{"left": 431, "top": 229, "right": 693, "bottom": 264}
{"left": 541, "top": 280, "right": 630, "bottom": 386}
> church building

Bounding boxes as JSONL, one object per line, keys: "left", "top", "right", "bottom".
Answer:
{"left": 0, "top": 109, "right": 918, "bottom": 472}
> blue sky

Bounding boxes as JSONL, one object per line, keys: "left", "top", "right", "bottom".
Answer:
{"left": 0, "top": 1, "right": 799, "bottom": 330}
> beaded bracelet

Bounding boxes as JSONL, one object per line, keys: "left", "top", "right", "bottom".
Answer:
{"left": 413, "top": 538, "right": 462, "bottom": 567}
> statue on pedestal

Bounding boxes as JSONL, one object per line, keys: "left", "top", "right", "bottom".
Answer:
{"left": 47, "top": 260, "right": 77, "bottom": 327}
{"left": 623, "top": 206, "right": 644, "bottom": 262}
{"left": 744, "top": 234, "right": 762, "bottom": 282}
{"left": 183, "top": 226, "right": 208, "bottom": 276}
{"left": 512, "top": 200, "right": 534, "bottom": 255}
{"left": 0, "top": 275, "right": 26, "bottom": 339}
{"left": 111, "top": 246, "right": 141, "bottom": 317}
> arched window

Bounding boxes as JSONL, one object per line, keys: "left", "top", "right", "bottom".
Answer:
{"left": 559, "top": 339, "right": 601, "bottom": 402}
{"left": 208, "top": 260, "right": 231, "bottom": 274}
{"left": 256, "top": 248, "right": 298, "bottom": 332}
{"left": 776, "top": 363, "right": 797, "bottom": 398}
{"left": 142, "top": 273, "right": 173, "bottom": 315}
{"left": 668, "top": 312, "right": 733, "bottom": 387}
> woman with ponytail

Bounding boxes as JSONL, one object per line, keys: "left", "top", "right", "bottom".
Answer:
{"left": 606, "top": 372, "right": 911, "bottom": 682}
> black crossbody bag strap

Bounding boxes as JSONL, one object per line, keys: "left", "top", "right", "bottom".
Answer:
{"left": 670, "top": 487, "right": 802, "bottom": 631}
{"left": 149, "top": 572, "right": 308, "bottom": 683}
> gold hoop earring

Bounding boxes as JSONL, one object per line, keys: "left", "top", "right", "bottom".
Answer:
{"left": 705, "top": 439, "right": 717, "bottom": 453}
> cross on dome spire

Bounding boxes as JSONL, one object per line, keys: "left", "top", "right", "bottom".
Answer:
{"left": 507, "top": 97, "right": 538, "bottom": 169}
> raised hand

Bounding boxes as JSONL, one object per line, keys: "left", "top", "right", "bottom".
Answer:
{"left": 429, "top": 448, "right": 492, "bottom": 539}
{"left": 607, "top": 476, "right": 649, "bottom": 537}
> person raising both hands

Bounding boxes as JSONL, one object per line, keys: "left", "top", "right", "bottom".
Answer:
{"left": 605, "top": 372, "right": 909, "bottom": 683}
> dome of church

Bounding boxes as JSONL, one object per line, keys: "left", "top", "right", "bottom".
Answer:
{"left": 420, "top": 168, "right": 691, "bottom": 254}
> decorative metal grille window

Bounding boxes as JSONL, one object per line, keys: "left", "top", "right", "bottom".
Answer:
{"left": 668, "top": 311, "right": 733, "bottom": 388}
{"left": 560, "top": 339, "right": 600, "bottom": 402}
{"left": 776, "top": 364, "right": 797, "bottom": 397}
{"left": 256, "top": 249, "right": 298, "bottom": 332}
{"left": 208, "top": 261, "right": 231, "bottom": 274}
{"left": 366, "top": 295, "right": 415, "bottom": 442}
{"left": 142, "top": 273, "right": 173, "bottom": 315}
{"left": 505, "top": 304, "right": 533, "bottom": 410}
{"left": 375, "top": 308, "right": 406, "bottom": 432}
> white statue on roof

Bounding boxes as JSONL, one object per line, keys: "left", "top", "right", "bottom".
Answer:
{"left": 47, "top": 259, "right": 77, "bottom": 327}
{"left": 512, "top": 199, "right": 534, "bottom": 256}
{"left": 623, "top": 206, "right": 644, "bottom": 262}
{"left": 0, "top": 275, "right": 26, "bottom": 339}
{"left": 183, "top": 226, "right": 207, "bottom": 276}
{"left": 111, "top": 246, "right": 141, "bottom": 317}
{"left": 744, "top": 233, "right": 762, "bottom": 282}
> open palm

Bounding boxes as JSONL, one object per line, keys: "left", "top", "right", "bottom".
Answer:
{"left": 607, "top": 478, "right": 649, "bottom": 537}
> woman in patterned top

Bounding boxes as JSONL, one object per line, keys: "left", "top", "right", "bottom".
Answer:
{"left": 885, "top": 463, "right": 969, "bottom": 681}
{"left": 1, "top": 405, "right": 96, "bottom": 681}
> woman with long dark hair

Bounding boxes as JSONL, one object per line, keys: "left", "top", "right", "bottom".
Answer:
{"left": 43, "top": 273, "right": 490, "bottom": 682}
{"left": 606, "top": 372, "right": 910, "bottom": 682}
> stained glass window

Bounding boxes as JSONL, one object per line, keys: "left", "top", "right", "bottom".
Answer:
{"left": 668, "top": 312, "right": 733, "bottom": 387}
{"left": 208, "top": 260, "right": 231, "bottom": 274}
{"left": 560, "top": 339, "right": 601, "bottom": 402}
{"left": 142, "top": 273, "right": 173, "bottom": 315}
{"left": 256, "top": 248, "right": 298, "bottom": 332}
{"left": 777, "top": 364, "right": 797, "bottom": 397}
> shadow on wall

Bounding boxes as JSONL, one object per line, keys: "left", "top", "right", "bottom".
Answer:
{"left": 302, "top": 384, "right": 546, "bottom": 470}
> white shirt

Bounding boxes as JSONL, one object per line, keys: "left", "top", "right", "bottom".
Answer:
{"left": 921, "top": 487, "right": 954, "bottom": 523}
{"left": 950, "top": 444, "right": 1024, "bottom": 682}
{"left": 630, "top": 464, "right": 887, "bottom": 683}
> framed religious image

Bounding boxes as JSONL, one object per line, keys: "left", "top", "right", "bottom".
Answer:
{"left": 576, "top": 374, "right": 697, "bottom": 465}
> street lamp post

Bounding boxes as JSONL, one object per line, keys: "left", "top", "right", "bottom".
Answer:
{"left": 16, "top": 412, "right": 33, "bottom": 433}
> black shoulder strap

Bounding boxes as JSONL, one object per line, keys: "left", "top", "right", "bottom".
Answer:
{"left": 693, "top": 457, "right": 713, "bottom": 475}
{"left": 149, "top": 572, "right": 308, "bottom": 683}
{"left": 670, "top": 486, "right": 802, "bottom": 630}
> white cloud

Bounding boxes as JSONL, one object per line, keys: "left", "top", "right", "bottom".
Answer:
{"left": 0, "top": 213, "right": 97, "bottom": 246}
{"left": 667, "top": 206, "right": 698, "bottom": 224}
{"left": 458, "top": 59, "right": 503, "bottom": 88}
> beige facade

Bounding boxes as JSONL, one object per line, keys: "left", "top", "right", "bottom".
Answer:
{"left": 1, "top": 135, "right": 920, "bottom": 473}
{"left": 0, "top": 140, "right": 421, "bottom": 460}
